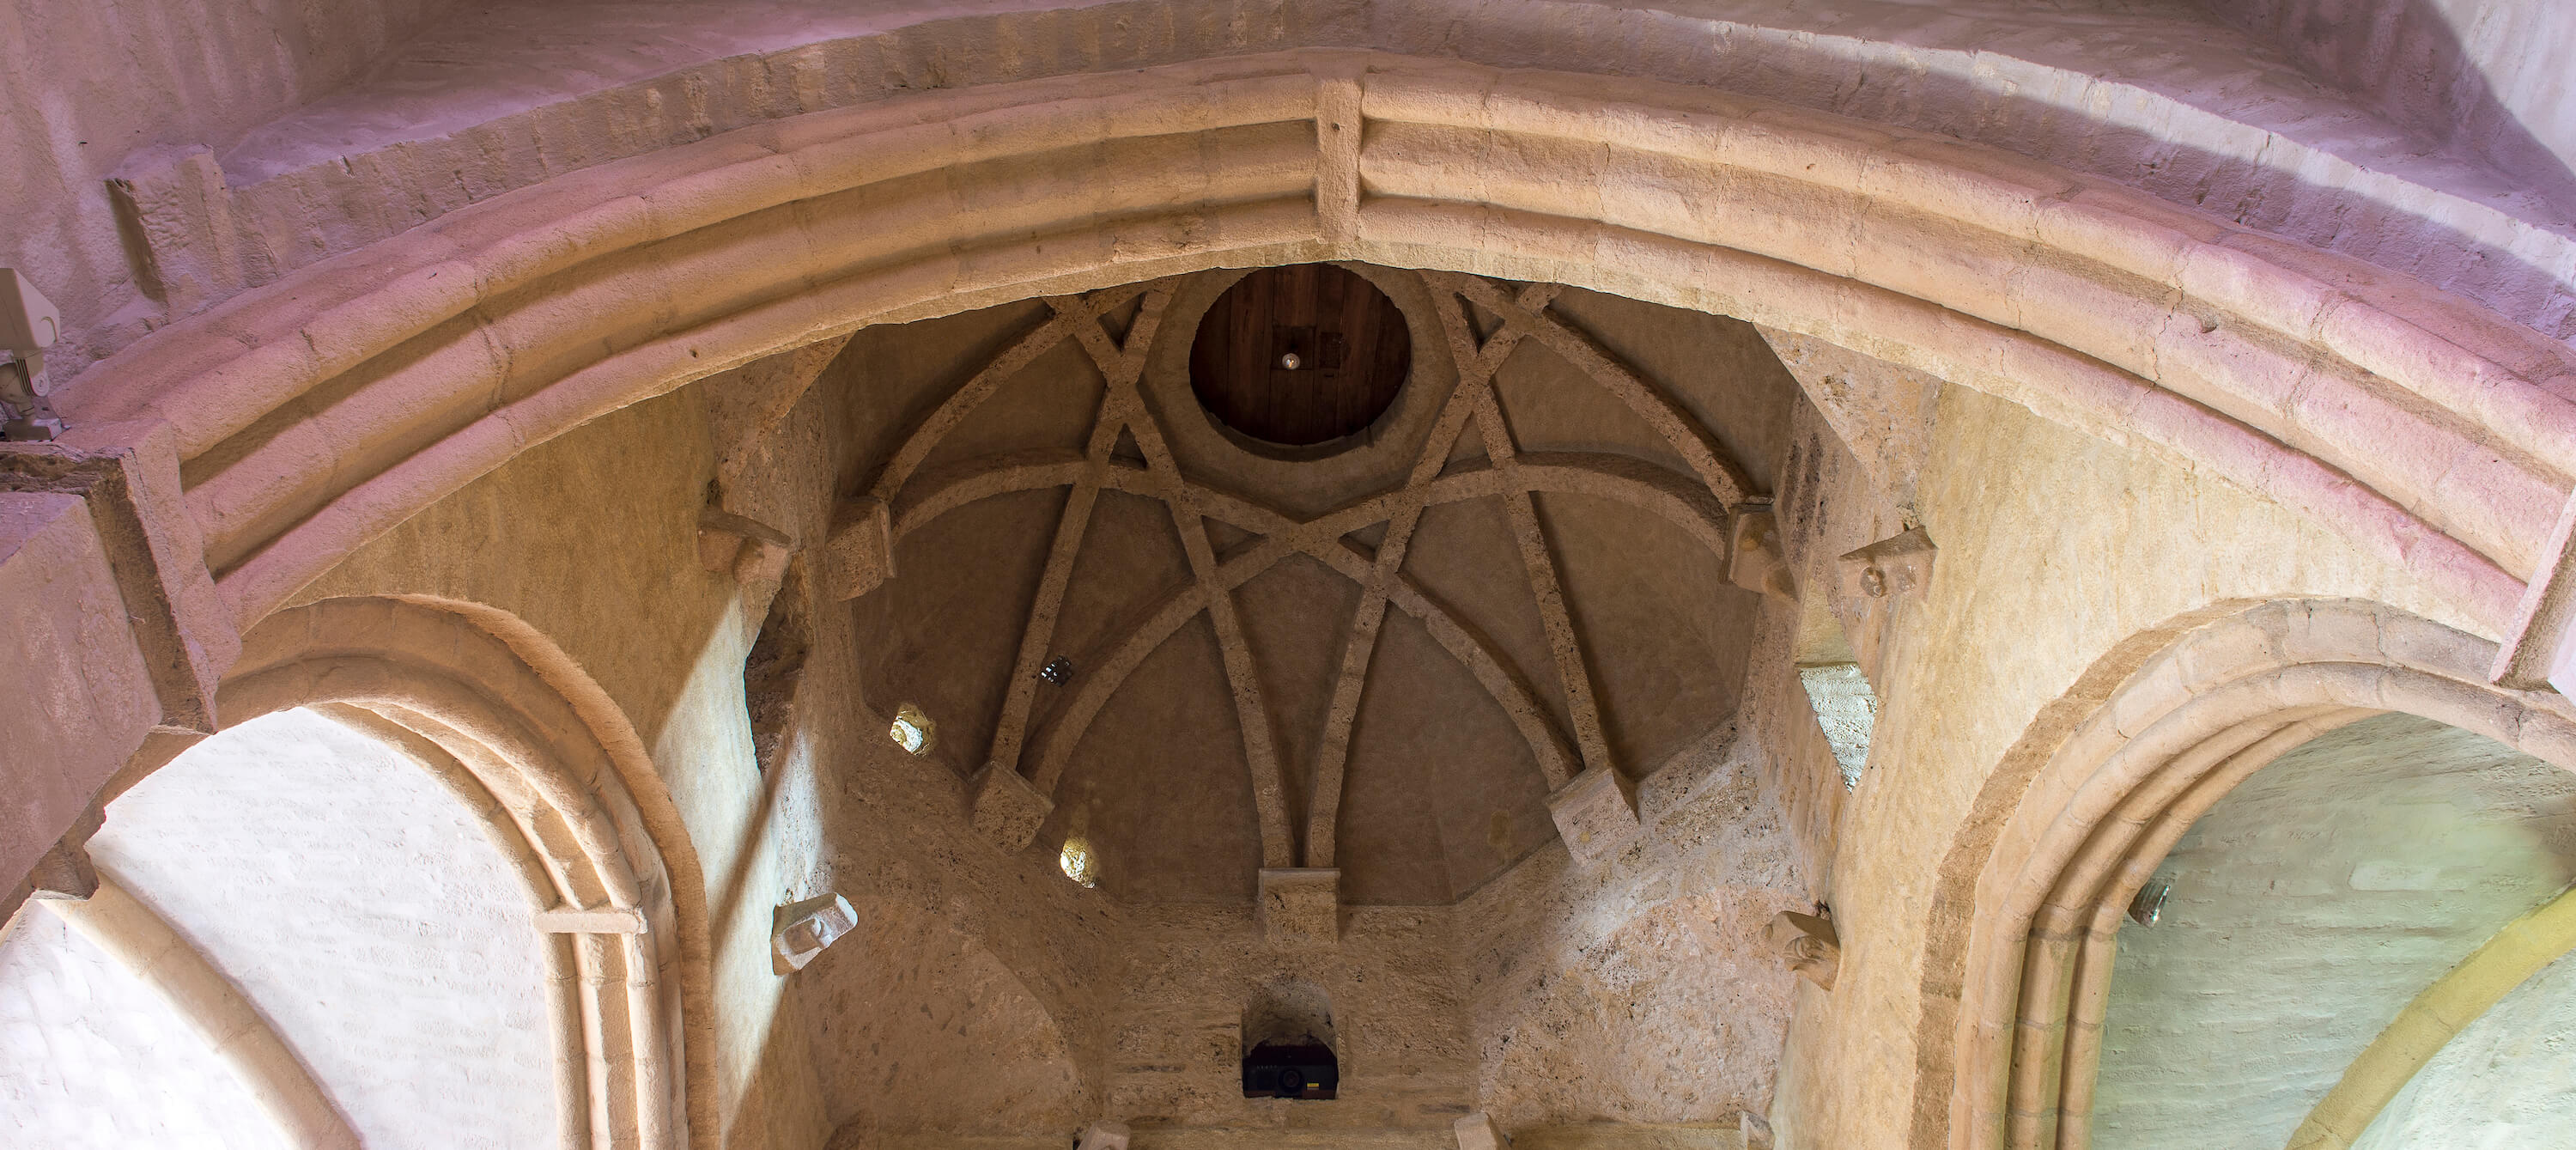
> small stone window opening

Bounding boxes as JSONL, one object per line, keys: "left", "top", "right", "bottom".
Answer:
{"left": 1797, "top": 662, "right": 1879, "bottom": 791}
{"left": 1059, "top": 837, "right": 1098, "bottom": 888}
{"left": 889, "top": 703, "right": 936, "bottom": 756}
{"left": 1242, "top": 980, "right": 1339, "bottom": 1100}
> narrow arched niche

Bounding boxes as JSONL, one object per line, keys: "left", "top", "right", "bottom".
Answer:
{"left": 1241, "top": 980, "right": 1340, "bottom": 1100}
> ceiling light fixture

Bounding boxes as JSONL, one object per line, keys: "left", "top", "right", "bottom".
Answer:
{"left": 1059, "top": 837, "right": 1098, "bottom": 888}
{"left": 889, "top": 703, "right": 936, "bottom": 755}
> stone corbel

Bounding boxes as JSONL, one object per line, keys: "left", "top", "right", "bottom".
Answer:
{"left": 1767, "top": 907, "right": 1842, "bottom": 990}
{"left": 2494, "top": 487, "right": 2576, "bottom": 695}
{"left": 1076, "top": 1121, "right": 1130, "bottom": 1150}
{"left": 968, "top": 763, "right": 1054, "bottom": 852}
{"left": 1454, "top": 1112, "right": 1509, "bottom": 1150}
{"left": 1741, "top": 1112, "right": 1777, "bottom": 1150}
{"left": 20, "top": 804, "right": 105, "bottom": 905}
{"left": 772, "top": 891, "right": 858, "bottom": 974}
{"left": 1835, "top": 527, "right": 1935, "bottom": 681}
{"left": 697, "top": 506, "right": 792, "bottom": 582}
{"left": 1257, "top": 867, "right": 1340, "bottom": 946}
{"left": 824, "top": 497, "right": 895, "bottom": 600}
{"left": 1546, "top": 765, "right": 1642, "bottom": 868}
{"left": 698, "top": 504, "right": 795, "bottom": 644}
{"left": 1727, "top": 506, "right": 1795, "bottom": 599}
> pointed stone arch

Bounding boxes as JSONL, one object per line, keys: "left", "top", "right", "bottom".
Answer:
{"left": 48, "top": 53, "right": 2565, "bottom": 644}
{"left": 100, "top": 595, "right": 717, "bottom": 1150}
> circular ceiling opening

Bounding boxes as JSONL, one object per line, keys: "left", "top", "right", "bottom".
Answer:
{"left": 1188, "top": 265, "right": 1413, "bottom": 447}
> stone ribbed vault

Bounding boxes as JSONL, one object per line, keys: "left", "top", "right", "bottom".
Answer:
{"left": 854, "top": 265, "right": 1760, "bottom": 898}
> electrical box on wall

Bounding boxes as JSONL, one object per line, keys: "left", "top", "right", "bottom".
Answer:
{"left": 1241, "top": 1039, "right": 1338, "bottom": 1100}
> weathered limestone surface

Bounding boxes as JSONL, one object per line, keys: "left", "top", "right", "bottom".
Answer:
{"left": 1461, "top": 725, "right": 1805, "bottom": 1133}
{"left": 1256, "top": 869, "right": 1340, "bottom": 946}
{"left": 1543, "top": 767, "right": 1643, "bottom": 868}
{"left": 22, "top": 0, "right": 2576, "bottom": 392}
{"left": 1108, "top": 904, "right": 1472, "bottom": 1134}
{"left": 29, "top": 42, "right": 2565, "bottom": 657}
{"left": 0, "top": 494, "right": 155, "bottom": 916}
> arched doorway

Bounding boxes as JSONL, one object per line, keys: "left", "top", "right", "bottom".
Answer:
{"left": 3, "top": 596, "right": 711, "bottom": 1149}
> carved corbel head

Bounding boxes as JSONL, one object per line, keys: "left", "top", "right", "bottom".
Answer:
{"left": 1832, "top": 527, "right": 1935, "bottom": 679}
{"left": 1837, "top": 527, "right": 1935, "bottom": 602}
{"left": 1766, "top": 907, "right": 1841, "bottom": 990}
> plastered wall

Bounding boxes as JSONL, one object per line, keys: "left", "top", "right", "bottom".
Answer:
{"left": 0, "top": 907, "right": 282, "bottom": 1147}
{"left": 2355, "top": 946, "right": 2576, "bottom": 1149}
{"left": 2092, "top": 713, "right": 2576, "bottom": 1149}
{"left": 88, "top": 708, "right": 557, "bottom": 1150}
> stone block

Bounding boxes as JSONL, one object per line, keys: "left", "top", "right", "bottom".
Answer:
{"left": 2279, "top": 599, "right": 2380, "bottom": 666}
{"left": 1726, "top": 507, "right": 1795, "bottom": 599}
{"left": 772, "top": 892, "right": 856, "bottom": 974}
{"left": 1455, "top": 1111, "right": 1507, "bottom": 1150}
{"left": 1258, "top": 868, "right": 1340, "bottom": 945}
{"left": 824, "top": 497, "right": 895, "bottom": 599}
{"left": 696, "top": 506, "right": 790, "bottom": 572}
{"left": 9, "top": 427, "right": 232, "bottom": 729}
{"left": 2494, "top": 487, "right": 2576, "bottom": 693}
{"left": 969, "top": 763, "right": 1053, "bottom": 852}
{"left": 24, "top": 837, "right": 99, "bottom": 902}
{"left": 1546, "top": 766, "right": 1641, "bottom": 868}
{"left": 534, "top": 905, "right": 649, "bottom": 934}
{"left": 0, "top": 492, "right": 157, "bottom": 921}
{"left": 1077, "top": 1120, "right": 1130, "bottom": 1150}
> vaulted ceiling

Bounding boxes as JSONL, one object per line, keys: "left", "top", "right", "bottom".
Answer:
{"left": 839, "top": 264, "right": 1797, "bottom": 904}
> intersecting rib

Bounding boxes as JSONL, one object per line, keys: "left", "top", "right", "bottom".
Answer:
{"left": 1303, "top": 277, "right": 1561, "bottom": 866}
{"left": 984, "top": 289, "right": 1175, "bottom": 776}
{"left": 1066, "top": 306, "right": 1296, "bottom": 869}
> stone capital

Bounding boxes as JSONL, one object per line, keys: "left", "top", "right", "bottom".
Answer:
{"left": 968, "top": 762, "right": 1054, "bottom": 852}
